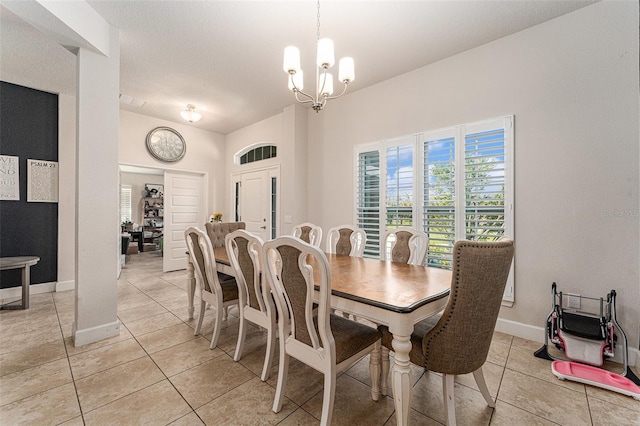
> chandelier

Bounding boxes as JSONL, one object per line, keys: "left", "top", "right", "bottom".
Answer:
{"left": 282, "top": 0, "right": 355, "bottom": 113}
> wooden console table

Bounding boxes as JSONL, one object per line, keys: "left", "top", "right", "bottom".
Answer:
{"left": 0, "top": 256, "right": 40, "bottom": 310}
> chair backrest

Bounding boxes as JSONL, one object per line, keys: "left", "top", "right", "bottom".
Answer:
{"left": 325, "top": 225, "right": 367, "bottom": 257}
{"left": 291, "top": 222, "right": 323, "bottom": 247}
{"left": 381, "top": 228, "right": 428, "bottom": 265}
{"left": 184, "top": 226, "right": 221, "bottom": 294}
{"left": 263, "top": 236, "right": 334, "bottom": 364}
{"left": 225, "top": 230, "right": 266, "bottom": 312}
{"left": 205, "top": 221, "right": 246, "bottom": 248}
{"left": 421, "top": 237, "right": 514, "bottom": 375}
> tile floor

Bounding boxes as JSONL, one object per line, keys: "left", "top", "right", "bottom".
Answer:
{"left": 1, "top": 252, "right": 639, "bottom": 425}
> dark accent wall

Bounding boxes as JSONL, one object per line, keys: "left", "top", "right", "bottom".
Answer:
{"left": 0, "top": 81, "right": 58, "bottom": 289}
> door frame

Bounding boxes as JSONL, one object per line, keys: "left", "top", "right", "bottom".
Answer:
{"left": 231, "top": 165, "right": 280, "bottom": 240}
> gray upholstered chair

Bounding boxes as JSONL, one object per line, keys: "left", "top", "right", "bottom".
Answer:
{"left": 204, "top": 221, "right": 245, "bottom": 317}
{"left": 263, "top": 236, "right": 382, "bottom": 425}
{"left": 381, "top": 227, "right": 428, "bottom": 265}
{"left": 225, "top": 229, "right": 276, "bottom": 381}
{"left": 291, "top": 222, "right": 323, "bottom": 247}
{"left": 325, "top": 225, "right": 367, "bottom": 257}
{"left": 378, "top": 237, "right": 515, "bottom": 426}
{"left": 184, "top": 227, "right": 239, "bottom": 349}
{"left": 205, "top": 221, "right": 246, "bottom": 248}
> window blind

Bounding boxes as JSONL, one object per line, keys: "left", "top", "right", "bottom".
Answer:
{"left": 120, "top": 185, "right": 132, "bottom": 224}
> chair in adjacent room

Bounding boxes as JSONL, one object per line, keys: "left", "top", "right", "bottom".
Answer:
{"left": 184, "top": 226, "right": 239, "bottom": 349}
{"left": 263, "top": 236, "right": 382, "bottom": 426}
{"left": 378, "top": 237, "right": 515, "bottom": 426}
{"left": 291, "top": 222, "right": 323, "bottom": 247}
{"left": 325, "top": 225, "right": 367, "bottom": 257}
{"left": 380, "top": 227, "right": 428, "bottom": 265}
{"left": 225, "top": 229, "right": 276, "bottom": 381}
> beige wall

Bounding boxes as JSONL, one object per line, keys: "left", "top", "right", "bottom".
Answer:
{"left": 118, "top": 109, "right": 227, "bottom": 219}
{"left": 304, "top": 1, "right": 639, "bottom": 350}
{"left": 224, "top": 104, "right": 308, "bottom": 236}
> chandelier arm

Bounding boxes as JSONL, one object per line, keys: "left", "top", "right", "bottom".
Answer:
{"left": 323, "top": 81, "right": 349, "bottom": 101}
{"left": 294, "top": 90, "right": 317, "bottom": 104}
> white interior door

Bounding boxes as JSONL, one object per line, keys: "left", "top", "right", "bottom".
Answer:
{"left": 240, "top": 169, "right": 271, "bottom": 241}
{"left": 163, "top": 171, "right": 204, "bottom": 272}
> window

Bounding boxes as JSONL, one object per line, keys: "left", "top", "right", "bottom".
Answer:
{"left": 120, "top": 185, "right": 132, "bottom": 223}
{"left": 239, "top": 144, "right": 277, "bottom": 165}
{"left": 355, "top": 116, "right": 514, "bottom": 301}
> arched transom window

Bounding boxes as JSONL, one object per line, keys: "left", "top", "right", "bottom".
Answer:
{"left": 238, "top": 144, "right": 277, "bottom": 165}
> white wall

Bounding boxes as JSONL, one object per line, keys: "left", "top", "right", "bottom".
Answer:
{"left": 306, "top": 1, "right": 639, "bottom": 349}
{"left": 119, "top": 110, "right": 227, "bottom": 220}
{"left": 57, "top": 93, "right": 76, "bottom": 291}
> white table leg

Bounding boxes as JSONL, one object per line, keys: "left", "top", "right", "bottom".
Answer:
{"left": 370, "top": 341, "right": 381, "bottom": 401}
{"left": 186, "top": 258, "right": 195, "bottom": 320}
{"left": 391, "top": 331, "right": 413, "bottom": 426}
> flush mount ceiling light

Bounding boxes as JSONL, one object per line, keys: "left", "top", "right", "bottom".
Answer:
{"left": 283, "top": 0, "right": 354, "bottom": 113}
{"left": 180, "top": 104, "right": 202, "bottom": 122}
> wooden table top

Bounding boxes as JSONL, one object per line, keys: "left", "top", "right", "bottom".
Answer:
{"left": 213, "top": 247, "right": 451, "bottom": 313}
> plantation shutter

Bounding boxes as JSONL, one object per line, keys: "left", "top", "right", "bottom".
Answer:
{"left": 355, "top": 149, "right": 381, "bottom": 258}
{"left": 422, "top": 135, "right": 456, "bottom": 269}
{"left": 464, "top": 128, "right": 506, "bottom": 241}
{"left": 385, "top": 143, "right": 414, "bottom": 229}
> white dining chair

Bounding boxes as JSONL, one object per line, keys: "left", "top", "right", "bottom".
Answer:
{"left": 184, "top": 226, "right": 239, "bottom": 349}
{"left": 325, "top": 225, "right": 367, "bottom": 257}
{"left": 225, "top": 229, "right": 276, "bottom": 381}
{"left": 381, "top": 227, "right": 428, "bottom": 265}
{"left": 291, "top": 222, "right": 323, "bottom": 247}
{"left": 263, "top": 236, "right": 382, "bottom": 425}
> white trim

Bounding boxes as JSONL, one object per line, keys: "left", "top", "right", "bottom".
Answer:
{"left": 0, "top": 281, "right": 76, "bottom": 300}
{"left": 56, "top": 280, "right": 75, "bottom": 292}
{"left": 0, "top": 281, "right": 53, "bottom": 300}
{"left": 495, "top": 318, "right": 639, "bottom": 367}
{"left": 72, "top": 320, "right": 120, "bottom": 347}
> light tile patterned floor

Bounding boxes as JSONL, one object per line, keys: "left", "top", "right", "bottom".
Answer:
{"left": 1, "top": 252, "right": 638, "bottom": 425}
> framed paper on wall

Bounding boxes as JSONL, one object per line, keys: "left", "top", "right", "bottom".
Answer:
{"left": 0, "top": 155, "right": 20, "bottom": 201}
{"left": 27, "top": 159, "right": 58, "bottom": 203}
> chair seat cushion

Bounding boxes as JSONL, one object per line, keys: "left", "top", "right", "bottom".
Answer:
{"left": 326, "top": 314, "right": 381, "bottom": 364}
{"left": 378, "top": 313, "right": 442, "bottom": 367}
{"left": 220, "top": 278, "right": 239, "bottom": 303}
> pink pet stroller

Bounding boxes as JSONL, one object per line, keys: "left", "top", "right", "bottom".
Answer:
{"left": 534, "top": 283, "right": 640, "bottom": 399}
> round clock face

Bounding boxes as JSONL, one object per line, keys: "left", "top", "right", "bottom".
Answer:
{"left": 145, "top": 127, "right": 186, "bottom": 162}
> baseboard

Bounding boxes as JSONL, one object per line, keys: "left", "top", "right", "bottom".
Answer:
{"left": 72, "top": 320, "right": 120, "bottom": 347}
{"left": 56, "top": 280, "right": 75, "bottom": 292}
{"left": 495, "top": 317, "right": 639, "bottom": 368}
{"left": 0, "top": 281, "right": 55, "bottom": 299}
{"left": 0, "top": 281, "right": 76, "bottom": 301}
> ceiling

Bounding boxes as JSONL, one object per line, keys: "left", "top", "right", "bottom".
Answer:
{"left": 1, "top": 1, "right": 596, "bottom": 135}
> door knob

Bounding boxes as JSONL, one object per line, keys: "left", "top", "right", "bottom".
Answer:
{"left": 260, "top": 226, "right": 267, "bottom": 229}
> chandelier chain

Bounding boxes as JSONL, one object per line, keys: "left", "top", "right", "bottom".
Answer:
{"left": 316, "top": 0, "right": 321, "bottom": 41}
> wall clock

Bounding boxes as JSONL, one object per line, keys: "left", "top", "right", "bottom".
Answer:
{"left": 145, "top": 127, "right": 186, "bottom": 162}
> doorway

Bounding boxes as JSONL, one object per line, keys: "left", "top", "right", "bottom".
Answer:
{"left": 119, "top": 165, "right": 206, "bottom": 272}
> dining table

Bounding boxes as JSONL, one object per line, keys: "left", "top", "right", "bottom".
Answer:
{"left": 185, "top": 246, "right": 452, "bottom": 426}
